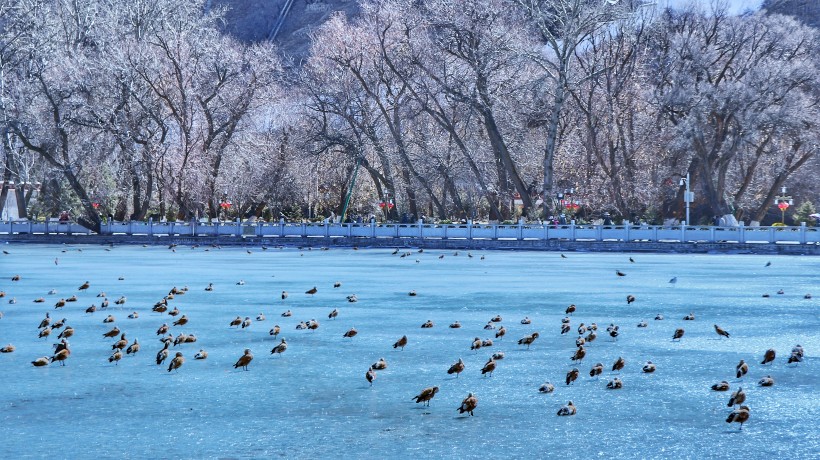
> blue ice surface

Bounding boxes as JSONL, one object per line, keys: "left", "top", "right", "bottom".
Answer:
{"left": 0, "top": 244, "right": 817, "bottom": 459}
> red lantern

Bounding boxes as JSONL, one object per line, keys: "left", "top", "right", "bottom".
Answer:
{"left": 777, "top": 202, "right": 789, "bottom": 211}
{"left": 387, "top": 202, "right": 394, "bottom": 210}
{"left": 378, "top": 202, "right": 385, "bottom": 208}
{"left": 220, "top": 201, "right": 231, "bottom": 210}
{"left": 92, "top": 202, "right": 99, "bottom": 209}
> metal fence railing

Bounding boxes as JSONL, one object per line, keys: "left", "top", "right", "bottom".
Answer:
{"left": 1, "top": 219, "right": 818, "bottom": 245}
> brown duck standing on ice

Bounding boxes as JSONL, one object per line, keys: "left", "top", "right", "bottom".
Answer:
{"left": 173, "top": 315, "right": 188, "bottom": 327}
{"left": 471, "top": 337, "right": 482, "bottom": 351}
{"left": 612, "top": 357, "right": 625, "bottom": 373}
{"left": 343, "top": 327, "right": 358, "bottom": 338}
{"left": 736, "top": 360, "right": 748, "bottom": 379}
{"left": 126, "top": 339, "right": 140, "bottom": 356}
{"left": 788, "top": 345, "right": 804, "bottom": 364}
{"left": 38, "top": 313, "right": 51, "bottom": 329}
{"left": 412, "top": 386, "right": 439, "bottom": 406}
{"left": 269, "top": 325, "right": 281, "bottom": 338}
{"left": 714, "top": 324, "right": 730, "bottom": 339}
{"left": 234, "top": 349, "right": 254, "bottom": 370}
{"left": 156, "top": 341, "right": 170, "bottom": 365}
{"left": 608, "top": 324, "right": 619, "bottom": 341}
{"left": 518, "top": 332, "right": 539, "bottom": 349}
{"left": 761, "top": 349, "right": 776, "bottom": 365}
{"left": 589, "top": 363, "right": 603, "bottom": 378}
{"left": 109, "top": 351, "right": 123, "bottom": 365}
{"left": 728, "top": 387, "right": 746, "bottom": 407}
{"left": 112, "top": 334, "right": 128, "bottom": 351}
{"left": 365, "top": 367, "right": 376, "bottom": 386}
{"left": 271, "top": 339, "right": 287, "bottom": 356}
{"left": 103, "top": 327, "right": 120, "bottom": 338}
{"left": 448, "top": 358, "right": 465, "bottom": 378}
{"left": 167, "top": 352, "right": 184, "bottom": 372}
{"left": 726, "top": 406, "right": 750, "bottom": 430}
{"left": 565, "top": 368, "right": 580, "bottom": 385}
{"left": 457, "top": 393, "right": 477, "bottom": 416}
{"left": 51, "top": 344, "right": 70, "bottom": 366}
{"left": 672, "top": 328, "right": 685, "bottom": 341}
{"left": 481, "top": 357, "right": 497, "bottom": 377}
{"left": 393, "top": 335, "right": 408, "bottom": 350}
{"left": 58, "top": 326, "right": 74, "bottom": 339}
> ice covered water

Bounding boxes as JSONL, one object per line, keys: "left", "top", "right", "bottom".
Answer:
{"left": 0, "top": 244, "right": 817, "bottom": 458}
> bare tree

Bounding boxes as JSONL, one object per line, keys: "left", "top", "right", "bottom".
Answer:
{"left": 649, "top": 5, "right": 819, "bottom": 223}
{"left": 516, "top": 0, "right": 630, "bottom": 216}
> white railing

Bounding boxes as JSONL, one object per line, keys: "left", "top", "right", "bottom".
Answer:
{"left": 1, "top": 218, "right": 818, "bottom": 245}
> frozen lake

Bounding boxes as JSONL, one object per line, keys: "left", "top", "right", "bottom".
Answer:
{"left": 0, "top": 244, "right": 817, "bottom": 459}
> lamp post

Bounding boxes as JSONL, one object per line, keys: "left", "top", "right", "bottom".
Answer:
{"left": 557, "top": 188, "right": 581, "bottom": 217}
{"left": 378, "top": 193, "right": 394, "bottom": 221}
{"left": 774, "top": 186, "right": 792, "bottom": 225}
{"left": 219, "top": 194, "right": 232, "bottom": 221}
{"left": 679, "top": 173, "right": 692, "bottom": 225}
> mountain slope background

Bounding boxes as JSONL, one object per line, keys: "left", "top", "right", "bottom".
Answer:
{"left": 214, "top": 0, "right": 819, "bottom": 62}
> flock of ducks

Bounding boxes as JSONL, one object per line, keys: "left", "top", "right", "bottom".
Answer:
{"left": 0, "top": 247, "right": 812, "bottom": 428}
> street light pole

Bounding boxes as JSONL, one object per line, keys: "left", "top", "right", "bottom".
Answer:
{"left": 774, "top": 186, "right": 792, "bottom": 225}
{"left": 680, "top": 173, "right": 691, "bottom": 225}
